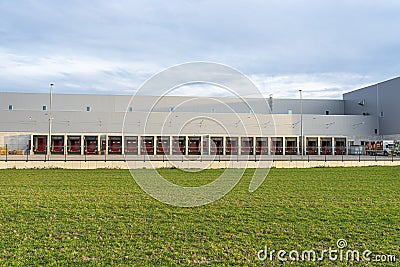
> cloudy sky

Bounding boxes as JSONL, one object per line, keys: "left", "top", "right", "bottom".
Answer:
{"left": 1, "top": 0, "right": 400, "bottom": 99}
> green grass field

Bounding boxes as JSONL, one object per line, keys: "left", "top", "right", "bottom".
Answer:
{"left": 0, "top": 167, "right": 399, "bottom": 266}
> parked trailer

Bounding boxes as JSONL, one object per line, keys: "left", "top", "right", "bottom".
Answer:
{"left": 365, "top": 140, "right": 396, "bottom": 156}
{"left": 380, "top": 141, "right": 397, "bottom": 156}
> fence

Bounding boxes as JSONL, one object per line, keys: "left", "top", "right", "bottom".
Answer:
{"left": 1, "top": 143, "right": 399, "bottom": 163}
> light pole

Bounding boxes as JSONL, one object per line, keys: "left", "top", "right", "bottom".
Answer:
{"left": 299, "top": 89, "right": 303, "bottom": 159}
{"left": 48, "top": 83, "right": 54, "bottom": 159}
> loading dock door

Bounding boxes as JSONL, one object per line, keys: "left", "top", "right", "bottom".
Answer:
{"left": 33, "top": 135, "right": 47, "bottom": 154}
{"left": 51, "top": 136, "right": 64, "bottom": 154}
{"left": 84, "top": 136, "right": 98, "bottom": 155}
{"left": 125, "top": 136, "right": 138, "bottom": 155}
{"left": 306, "top": 137, "right": 318, "bottom": 155}
{"left": 271, "top": 137, "right": 283, "bottom": 155}
{"left": 241, "top": 137, "right": 254, "bottom": 155}
{"left": 321, "top": 138, "right": 333, "bottom": 155}
{"left": 157, "top": 136, "right": 170, "bottom": 155}
{"left": 210, "top": 137, "right": 224, "bottom": 155}
{"left": 334, "top": 138, "right": 346, "bottom": 155}
{"left": 256, "top": 137, "right": 268, "bottom": 155}
{"left": 285, "top": 137, "right": 297, "bottom": 155}
{"left": 108, "top": 136, "right": 122, "bottom": 154}
{"left": 141, "top": 136, "right": 154, "bottom": 155}
{"left": 188, "top": 136, "right": 201, "bottom": 155}
{"left": 68, "top": 136, "right": 81, "bottom": 154}
{"left": 226, "top": 137, "right": 238, "bottom": 155}
{"left": 172, "top": 136, "right": 186, "bottom": 155}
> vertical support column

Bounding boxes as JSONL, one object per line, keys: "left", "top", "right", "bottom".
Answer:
{"left": 282, "top": 137, "right": 286, "bottom": 155}
{"left": 81, "top": 135, "right": 85, "bottom": 155}
{"left": 297, "top": 136, "right": 300, "bottom": 155}
{"left": 238, "top": 136, "right": 242, "bottom": 156}
{"left": 317, "top": 136, "right": 321, "bottom": 155}
{"left": 253, "top": 136, "right": 256, "bottom": 156}
{"left": 30, "top": 134, "right": 34, "bottom": 155}
{"left": 121, "top": 135, "right": 125, "bottom": 155}
{"left": 150, "top": 135, "right": 155, "bottom": 156}
{"left": 222, "top": 136, "right": 226, "bottom": 155}
{"left": 207, "top": 135, "right": 210, "bottom": 156}
{"left": 64, "top": 134, "right": 67, "bottom": 155}
{"left": 98, "top": 134, "right": 102, "bottom": 155}
{"left": 150, "top": 135, "right": 153, "bottom": 156}
{"left": 154, "top": 135, "right": 157, "bottom": 156}
{"left": 138, "top": 136, "right": 142, "bottom": 155}
{"left": 331, "top": 137, "right": 335, "bottom": 156}
{"left": 48, "top": 134, "right": 51, "bottom": 156}
{"left": 185, "top": 136, "right": 189, "bottom": 156}
{"left": 169, "top": 135, "right": 172, "bottom": 156}
{"left": 200, "top": 136, "right": 203, "bottom": 157}
{"left": 105, "top": 135, "right": 109, "bottom": 155}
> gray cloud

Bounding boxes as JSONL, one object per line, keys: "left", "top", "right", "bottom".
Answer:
{"left": 0, "top": 0, "right": 399, "bottom": 98}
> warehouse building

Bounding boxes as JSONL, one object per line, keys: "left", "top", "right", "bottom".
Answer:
{"left": 0, "top": 77, "right": 399, "bottom": 157}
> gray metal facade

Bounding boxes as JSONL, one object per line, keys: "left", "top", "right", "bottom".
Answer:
{"left": 1, "top": 92, "right": 344, "bottom": 115}
{"left": 0, "top": 76, "right": 398, "bottom": 140}
{"left": 0, "top": 92, "right": 358, "bottom": 136}
{"left": 344, "top": 76, "right": 400, "bottom": 135}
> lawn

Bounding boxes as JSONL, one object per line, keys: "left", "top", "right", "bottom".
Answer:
{"left": 0, "top": 167, "right": 399, "bottom": 266}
